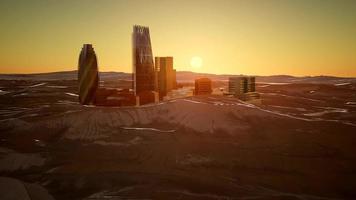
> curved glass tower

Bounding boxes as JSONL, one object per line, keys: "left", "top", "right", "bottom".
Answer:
{"left": 78, "top": 44, "right": 99, "bottom": 105}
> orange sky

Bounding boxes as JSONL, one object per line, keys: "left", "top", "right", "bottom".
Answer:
{"left": 0, "top": 0, "right": 356, "bottom": 77}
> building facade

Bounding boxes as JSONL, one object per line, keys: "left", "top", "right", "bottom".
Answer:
{"left": 155, "top": 57, "right": 177, "bottom": 99}
{"left": 228, "top": 76, "right": 257, "bottom": 100}
{"left": 132, "top": 25, "right": 155, "bottom": 96}
{"left": 78, "top": 44, "right": 99, "bottom": 105}
{"left": 228, "top": 76, "right": 256, "bottom": 95}
{"left": 194, "top": 78, "right": 212, "bottom": 95}
{"left": 247, "top": 76, "right": 255, "bottom": 93}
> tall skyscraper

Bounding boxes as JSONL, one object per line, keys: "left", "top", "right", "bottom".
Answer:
{"left": 155, "top": 57, "right": 177, "bottom": 99}
{"left": 132, "top": 25, "right": 155, "bottom": 95}
{"left": 78, "top": 44, "right": 99, "bottom": 105}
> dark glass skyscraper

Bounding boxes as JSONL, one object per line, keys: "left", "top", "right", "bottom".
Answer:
{"left": 132, "top": 25, "right": 155, "bottom": 95}
{"left": 78, "top": 44, "right": 99, "bottom": 105}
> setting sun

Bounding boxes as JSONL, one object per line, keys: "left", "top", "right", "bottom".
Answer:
{"left": 190, "top": 56, "right": 203, "bottom": 69}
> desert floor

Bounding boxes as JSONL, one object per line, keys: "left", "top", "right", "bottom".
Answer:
{"left": 1, "top": 78, "right": 356, "bottom": 199}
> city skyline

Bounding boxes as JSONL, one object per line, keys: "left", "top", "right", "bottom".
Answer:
{"left": 0, "top": 0, "right": 356, "bottom": 77}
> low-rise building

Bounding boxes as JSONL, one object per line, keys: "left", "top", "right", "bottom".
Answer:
{"left": 137, "top": 91, "right": 159, "bottom": 105}
{"left": 228, "top": 76, "right": 256, "bottom": 95}
{"left": 94, "top": 88, "right": 138, "bottom": 106}
{"left": 194, "top": 78, "right": 212, "bottom": 95}
{"left": 228, "top": 76, "right": 259, "bottom": 101}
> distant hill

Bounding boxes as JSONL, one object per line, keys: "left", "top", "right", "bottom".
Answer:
{"left": 177, "top": 71, "right": 356, "bottom": 84}
{"left": 0, "top": 70, "right": 355, "bottom": 84}
{"left": 0, "top": 71, "right": 130, "bottom": 81}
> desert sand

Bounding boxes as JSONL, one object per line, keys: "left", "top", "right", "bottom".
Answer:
{"left": 0, "top": 72, "right": 356, "bottom": 199}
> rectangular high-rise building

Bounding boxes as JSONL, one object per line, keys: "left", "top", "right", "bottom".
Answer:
{"left": 155, "top": 57, "right": 177, "bottom": 99}
{"left": 132, "top": 25, "right": 155, "bottom": 96}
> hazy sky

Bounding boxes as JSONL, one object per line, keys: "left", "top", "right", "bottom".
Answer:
{"left": 0, "top": 0, "right": 356, "bottom": 76}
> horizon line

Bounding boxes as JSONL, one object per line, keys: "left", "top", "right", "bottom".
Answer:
{"left": 0, "top": 69, "right": 355, "bottom": 79}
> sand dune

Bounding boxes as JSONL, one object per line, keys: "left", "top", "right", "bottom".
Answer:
{"left": 0, "top": 77, "right": 356, "bottom": 199}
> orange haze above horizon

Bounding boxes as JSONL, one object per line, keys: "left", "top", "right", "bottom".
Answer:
{"left": 0, "top": 0, "right": 356, "bottom": 77}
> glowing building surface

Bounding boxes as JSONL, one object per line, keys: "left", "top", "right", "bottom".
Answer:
{"left": 155, "top": 56, "right": 177, "bottom": 99}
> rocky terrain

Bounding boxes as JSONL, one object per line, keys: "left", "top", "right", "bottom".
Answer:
{"left": 0, "top": 72, "right": 356, "bottom": 199}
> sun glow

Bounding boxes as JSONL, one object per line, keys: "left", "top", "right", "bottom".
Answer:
{"left": 190, "top": 56, "right": 203, "bottom": 69}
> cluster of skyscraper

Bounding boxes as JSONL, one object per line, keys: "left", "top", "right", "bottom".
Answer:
{"left": 77, "top": 25, "right": 177, "bottom": 106}
{"left": 77, "top": 25, "right": 259, "bottom": 106}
